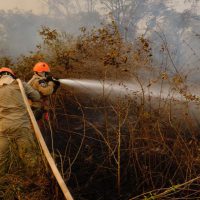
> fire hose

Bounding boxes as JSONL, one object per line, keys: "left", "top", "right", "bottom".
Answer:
{"left": 17, "top": 79, "right": 74, "bottom": 200}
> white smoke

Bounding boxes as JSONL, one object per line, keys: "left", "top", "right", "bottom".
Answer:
{"left": 131, "top": 0, "right": 200, "bottom": 81}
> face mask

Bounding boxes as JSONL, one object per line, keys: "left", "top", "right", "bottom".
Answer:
{"left": 0, "top": 72, "right": 15, "bottom": 79}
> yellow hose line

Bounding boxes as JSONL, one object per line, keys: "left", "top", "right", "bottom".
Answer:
{"left": 17, "top": 79, "right": 74, "bottom": 200}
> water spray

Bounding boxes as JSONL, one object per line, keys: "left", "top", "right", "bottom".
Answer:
{"left": 58, "top": 78, "right": 183, "bottom": 100}
{"left": 58, "top": 78, "right": 200, "bottom": 127}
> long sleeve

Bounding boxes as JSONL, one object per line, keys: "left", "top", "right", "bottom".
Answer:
{"left": 22, "top": 81, "right": 41, "bottom": 101}
{"left": 28, "top": 74, "right": 55, "bottom": 96}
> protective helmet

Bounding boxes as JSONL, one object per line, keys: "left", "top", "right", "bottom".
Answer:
{"left": 0, "top": 67, "right": 15, "bottom": 76}
{"left": 33, "top": 62, "right": 50, "bottom": 72}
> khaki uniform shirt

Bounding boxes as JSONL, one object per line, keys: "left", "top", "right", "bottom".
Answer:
{"left": 28, "top": 74, "right": 55, "bottom": 110}
{"left": 0, "top": 75, "right": 40, "bottom": 131}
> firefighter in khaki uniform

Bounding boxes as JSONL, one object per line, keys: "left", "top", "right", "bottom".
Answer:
{"left": 28, "top": 62, "right": 60, "bottom": 121}
{"left": 0, "top": 67, "right": 41, "bottom": 176}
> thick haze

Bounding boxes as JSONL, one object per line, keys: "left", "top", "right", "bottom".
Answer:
{"left": 0, "top": 0, "right": 199, "bottom": 81}
{"left": 0, "top": 0, "right": 48, "bottom": 14}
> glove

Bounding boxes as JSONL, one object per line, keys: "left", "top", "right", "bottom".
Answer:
{"left": 53, "top": 81, "right": 60, "bottom": 93}
{"left": 46, "top": 75, "right": 60, "bottom": 85}
{"left": 38, "top": 79, "right": 47, "bottom": 87}
{"left": 46, "top": 75, "right": 54, "bottom": 82}
{"left": 53, "top": 79, "right": 60, "bottom": 86}
{"left": 46, "top": 75, "right": 60, "bottom": 93}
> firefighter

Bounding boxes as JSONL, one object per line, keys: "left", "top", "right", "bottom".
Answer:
{"left": 0, "top": 67, "right": 41, "bottom": 176}
{"left": 28, "top": 62, "right": 60, "bottom": 121}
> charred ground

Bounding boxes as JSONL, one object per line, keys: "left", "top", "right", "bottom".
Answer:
{"left": 0, "top": 23, "right": 200, "bottom": 200}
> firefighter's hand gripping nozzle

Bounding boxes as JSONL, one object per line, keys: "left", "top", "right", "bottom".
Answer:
{"left": 46, "top": 75, "right": 60, "bottom": 93}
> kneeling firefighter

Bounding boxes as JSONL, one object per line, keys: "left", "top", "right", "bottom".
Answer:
{"left": 0, "top": 67, "right": 41, "bottom": 176}
{"left": 28, "top": 62, "right": 60, "bottom": 121}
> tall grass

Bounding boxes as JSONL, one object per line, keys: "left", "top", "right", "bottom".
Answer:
{"left": 0, "top": 22, "right": 200, "bottom": 199}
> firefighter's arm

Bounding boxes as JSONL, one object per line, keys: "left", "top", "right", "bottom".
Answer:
{"left": 46, "top": 75, "right": 60, "bottom": 93}
{"left": 22, "top": 82, "right": 41, "bottom": 101}
{"left": 34, "top": 79, "right": 55, "bottom": 96}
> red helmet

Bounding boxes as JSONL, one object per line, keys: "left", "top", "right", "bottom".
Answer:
{"left": 33, "top": 62, "right": 50, "bottom": 72}
{"left": 0, "top": 67, "right": 15, "bottom": 76}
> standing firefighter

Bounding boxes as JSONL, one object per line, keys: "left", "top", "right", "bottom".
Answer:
{"left": 28, "top": 62, "right": 60, "bottom": 121}
{"left": 0, "top": 67, "right": 41, "bottom": 176}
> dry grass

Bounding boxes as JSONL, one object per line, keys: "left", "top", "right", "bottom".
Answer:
{"left": 0, "top": 22, "right": 199, "bottom": 199}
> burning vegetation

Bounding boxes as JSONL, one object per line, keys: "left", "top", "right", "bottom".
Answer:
{"left": 0, "top": 22, "right": 200, "bottom": 200}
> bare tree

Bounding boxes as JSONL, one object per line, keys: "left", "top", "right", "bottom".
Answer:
{"left": 42, "top": 0, "right": 83, "bottom": 17}
{"left": 85, "top": 0, "right": 98, "bottom": 13}
{"left": 100, "top": 0, "right": 127, "bottom": 23}
{"left": 100, "top": 0, "right": 146, "bottom": 40}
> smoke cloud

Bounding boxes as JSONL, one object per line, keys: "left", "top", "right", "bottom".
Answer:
{"left": 0, "top": 0, "right": 199, "bottom": 83}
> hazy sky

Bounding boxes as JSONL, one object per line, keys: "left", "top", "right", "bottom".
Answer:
{"left": 0, "top": 0, "right": 48, "bottom": 14}
{"left": 0, "top": 0, "right": 197, "bottom": 14}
